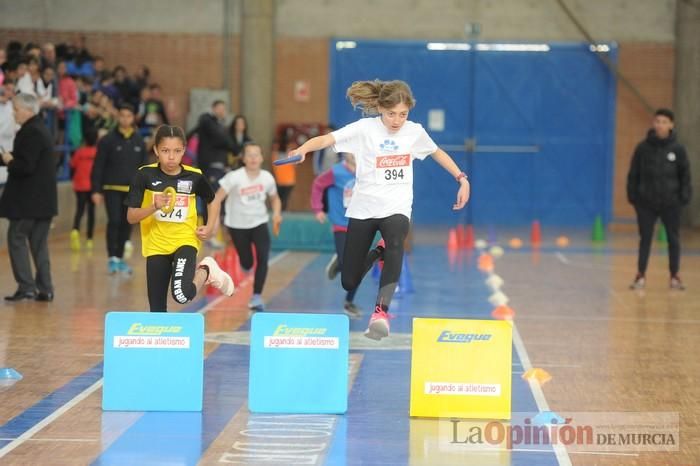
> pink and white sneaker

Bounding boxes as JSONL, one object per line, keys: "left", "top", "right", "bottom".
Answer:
{"left": 199, "top": 256, "right": 235, "bottom": 296}
{"left": 364, "top": 307, "right": 390, "bottom": 341}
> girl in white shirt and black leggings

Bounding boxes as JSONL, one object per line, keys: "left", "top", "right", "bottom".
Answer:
{"left": 288, "top": 80, "right": 470, "bottom": 340}
{"left": 212, "top": 143, "right": 283, "bottom": 311}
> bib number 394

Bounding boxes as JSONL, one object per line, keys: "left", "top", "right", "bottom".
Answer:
{"left": 375, "top": 154, "right": 411, "bottom": 185}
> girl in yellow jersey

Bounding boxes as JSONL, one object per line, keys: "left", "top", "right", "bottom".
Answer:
{"left": 126, "top": 125, "right": 234, "bottom": 312}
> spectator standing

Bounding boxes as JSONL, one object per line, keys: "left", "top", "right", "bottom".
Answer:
{"left": 91, "top": 104, "right": 147, "bottom": 274}
{"left": 0, "top": 93, "right": 57, "bottom": 302}
{"left": 627, "top": 108, "right": 692, "bottom": 290}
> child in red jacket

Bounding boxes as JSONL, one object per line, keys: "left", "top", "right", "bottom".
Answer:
{"left": 70, "top": 127, "right": 98, "bottom": 250}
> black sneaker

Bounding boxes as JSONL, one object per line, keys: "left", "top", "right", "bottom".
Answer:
{"left": 4, "top": 290, "right": 37, "bottom": 302}
{"left": 325, "top": 254, "right": 340, "bottom": 280}
{"left": 35, "top": 292, "right": 54, "bottom": 302}
{"left": 343, "top": 301, "right": 362, "bottom": 319}
{"left": 670, "top": 276, "right": 685, "bottom": 291}
{"left": 629, "top": 274, "right": 645, "bottom": 290}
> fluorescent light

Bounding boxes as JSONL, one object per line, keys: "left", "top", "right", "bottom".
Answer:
{"left": 427, "top": 42, "right": 471, "bottom": 51}
{"left": 475, "top": 43, "right": 550, "bottom": 52}
{"left": 336, "top": 41, "right": 357, "bottom": 50}
{"left": 589, "top": 44, "right": 610, "bottom": 53}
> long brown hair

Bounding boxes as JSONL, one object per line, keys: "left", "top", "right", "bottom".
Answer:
{"left": 346, "top": 80, "right": 416, "bottom": 115}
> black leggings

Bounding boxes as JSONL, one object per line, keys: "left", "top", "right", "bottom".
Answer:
{"left": 342, "top": 214, "right": 410, "bottom": 310}
{"left": 635, "top": 203, "right": 681, "bottom": 276}
{"left": 146, "top": 245, "right": 199, "bottom": 312}
{"left": 104, "top": 190, "right": 131, "bottom": 258}
{"left": 277, "top": 185, "right": 294, "bottom": 211}
{"left": 228, "top": 223, "right": 270, "bottom": 295}
{"left": 73, "top": 191, "right": 95, "bottom": 239}
{"left": 334, "top": 231, "right": 358, "bottom": 303}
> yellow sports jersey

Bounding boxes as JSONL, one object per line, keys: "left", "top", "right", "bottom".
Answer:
{"left": 127, "top": 163, "right": 215, "bottom": 257}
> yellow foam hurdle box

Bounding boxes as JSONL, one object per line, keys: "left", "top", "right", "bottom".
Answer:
{"left": 410, "top": 318, "right": 512, "bottom": 419}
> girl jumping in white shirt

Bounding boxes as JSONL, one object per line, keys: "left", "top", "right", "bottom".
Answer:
{"left": 287, "top": 80, "right": 470, "bottom": 340}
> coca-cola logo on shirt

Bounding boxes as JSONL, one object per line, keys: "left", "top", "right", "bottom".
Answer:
{"left": 376, "top": 154, "right": 410, "bottom": 168}
{"left": 240, "top": 185, "right": 264, "bottom": 196}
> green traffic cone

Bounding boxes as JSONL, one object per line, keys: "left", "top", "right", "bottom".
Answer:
{"left": 591, "top": 215, "right": 605, "bottom": 242}
{"left": 656, "top": 223, "right": 668, "bottom": 244}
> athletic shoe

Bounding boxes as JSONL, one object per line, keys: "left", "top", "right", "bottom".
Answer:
{"left": 124, "top": 240, "right": 134, "bottom": 259}
{"left": 325, "top": 254, "right": 340, "bottom": 280}
{"left": 70, "top": 229, "right": 81, "bottom": 251}
{"left": 629, "top": 274, "right": 645, "bottom": 290}
{"left": 248, "top": 294, "right": 265, "bottom": 311}
{"left": 206, "top": 237, "right": 225, "bottom": 250}
{"left": 118, "top": 259, "right": 133, "bottom": 275}
{"left": 343, "top": 301, "right": 362, "bottom": 319}
{"left": 364, "top": 307, "right": 390, "bottom": 341}
{"left": 199, "top": 256, "right": 235, "bottom": 296}
{"left": 108, "top": 257, "right": 120, "bottom": 274}
{"left": 670, "top": 276, "right": 685, "bottom": 290}
{"left": 4, "top": 290, "right": 36, "bottom": 301}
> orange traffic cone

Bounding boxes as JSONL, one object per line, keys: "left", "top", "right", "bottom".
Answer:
{"left": 522, "top": 368, "right": 552, "bottom": 385}
{"left": 448, "top": 228, "right": 459, "bottom": 250}
{"left": 463, "top": 225, "right": 475, "bottom": 249}
{"left": 477, "top": 253, "right": 494, "bottom": 272}
{"left": 531, "top": 220, "right": 541, "bottom": 246}
{"left": 456, "top": 224, "right": 465, "bottom": 246}
{"left": 491, "top": 305, "right": 515, "bottom": 320}
{"left": 224, "top": 246, "right": 236, "bottom": 275}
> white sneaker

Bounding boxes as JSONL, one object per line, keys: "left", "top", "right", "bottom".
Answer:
{"left": 248, "top": 294, "right": 265, "bottom": 311}
{"left": 199, "top": 256, "right": 235, "bottom": 296}
{"left": 124, "top": 240, "right": 134, "bottom": 259}
{"left": 629, "top": 274, "right": 645, "bottom": 290}
{"left": 206, "top": 238, "right": 225, "bottom": 250}
{"left": 670, "top": 276, "right": 685, "bottom": 291}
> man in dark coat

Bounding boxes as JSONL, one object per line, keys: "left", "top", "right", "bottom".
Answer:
{"left": 196, "top": 100, "right": 235, "bottom": 188}
{"left": 627, "top": 108, "right": 692, "bottom": 290}
{"left": 0, "top": 93, "right": 57, "bottom": 301}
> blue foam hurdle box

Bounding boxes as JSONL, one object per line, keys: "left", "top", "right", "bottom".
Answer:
{"left": 102, "top": 312, "right": 204, "bottom": 411}
{"left": 249, "top": 312, "right": 349, "bottom": 414}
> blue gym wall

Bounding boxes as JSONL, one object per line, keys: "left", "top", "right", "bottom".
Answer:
{"left": 330, "top": 40, "right": 617, "bottom": 226}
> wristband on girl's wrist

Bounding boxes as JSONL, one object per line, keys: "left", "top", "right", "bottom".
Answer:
{"left": 456, "top": 172, "right": 468, "bottom": 183}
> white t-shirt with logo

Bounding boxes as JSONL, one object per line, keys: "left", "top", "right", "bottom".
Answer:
{"left": 331, "top": 117, "right": 437, "bottom": 220}
{"left": 218, "top": 168, "right": 278, "bottom": 229}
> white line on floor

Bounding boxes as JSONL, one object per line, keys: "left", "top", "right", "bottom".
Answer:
{"left": 555, "top": 252, "right": 569, "bottom": 264}
{"left": 0, "top": 251, "right": 292, "bottom": 458}
{"left": 512, "top": 324, "right": 572, "bottom": 466}
{"left": 0, "top": 379, "right": 103, "bottom": 458}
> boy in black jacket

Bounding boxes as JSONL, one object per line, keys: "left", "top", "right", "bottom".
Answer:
{"left": 91, "top": 104, "right": 147, "bottom": 274}
{"left": 627, "top": 108, "right": 692, "bottom": 290}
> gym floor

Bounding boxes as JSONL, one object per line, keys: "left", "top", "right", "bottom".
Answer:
{"left": 0, "top": 226, "right": 698, "bottom": 466}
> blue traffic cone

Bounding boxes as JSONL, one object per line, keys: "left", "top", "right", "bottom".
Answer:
{"left": 488, "top": 225, "right": 498, "bottom": 245}
{"left": 394, "top": 255, "right": 415, "bottom": 298}
{"left": 371, "top": 262, "right": 381, "bottom": 282}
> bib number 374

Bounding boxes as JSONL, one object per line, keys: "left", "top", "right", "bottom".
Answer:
{"left": 155, "top": 194, "right": 189, "bottom": 223}
{"left": 375, "top": 154, "right": 411, "bottom": 185}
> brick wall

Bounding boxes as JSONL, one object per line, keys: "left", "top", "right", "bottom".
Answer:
{"left": 0, "top": 29, "right": 240, "bottom": 129}
{"left": 274, "top": 38, "right": 329, "bottom": 212}
{"left": 614, "top": 43, "right": 675, "bottom": 221}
